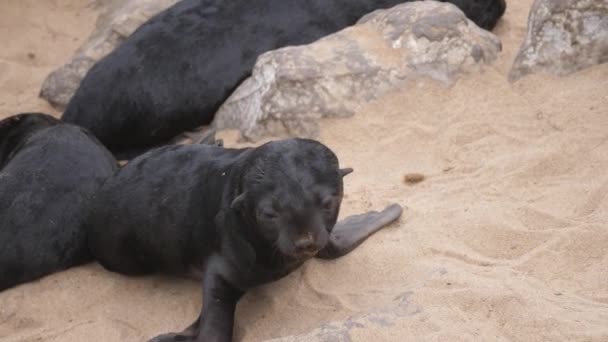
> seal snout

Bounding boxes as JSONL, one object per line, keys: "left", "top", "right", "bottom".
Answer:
{"left": 293, "top": 233, "right": 317, "bottom": 254}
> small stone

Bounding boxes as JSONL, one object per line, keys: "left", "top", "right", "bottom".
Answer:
{"left": 404, "top": 173, "right": 425, "bottom": 184}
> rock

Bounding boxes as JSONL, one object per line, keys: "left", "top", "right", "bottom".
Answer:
{"left": 509, "top": 0, "right": 608, "bottom": 82}
{"left": 265, "top": 291, "right": 421, "bottom": 342}
{"left": 39, "top": 0, "right": 179, "bottom": 109}
{"left": 213, "top": 1, "right": 501, "bottom": 142}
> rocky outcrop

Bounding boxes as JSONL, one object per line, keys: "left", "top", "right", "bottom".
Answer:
{"left": 39, "top": 0, "right": 178, "bottom": 109}
{"left": 213, "top": 1, "right": 501, "bottom": 142}
{"left": 509, "top": 0, "right": 608, "bottom": 82}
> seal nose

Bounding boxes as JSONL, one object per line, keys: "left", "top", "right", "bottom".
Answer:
{"left": 294, "top": 233, "right": 315, "bottom": 252}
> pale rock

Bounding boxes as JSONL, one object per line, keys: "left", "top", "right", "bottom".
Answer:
{"left": 213, "top": 1, "right": 501, "bottom": 142}
{"left": 509, "top": 0, "right": 608, "bottom": 81}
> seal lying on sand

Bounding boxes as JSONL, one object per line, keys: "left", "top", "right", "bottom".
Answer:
{"left": 0, "top": 113, "right": 117, "bottom": 291}
{"left": 86, "top": 138, "right": 403, "bottom": 341}
{"left": 62, "top": 0, "right": 506, "bottom": 158}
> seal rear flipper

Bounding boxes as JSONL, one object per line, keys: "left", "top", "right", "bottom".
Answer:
{"left": 316, "top": 203, "right": 404, "bottom": 260}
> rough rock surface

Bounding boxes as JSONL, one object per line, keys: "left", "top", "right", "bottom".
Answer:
{"left": 39, "top": 0, "right": 178, "bottom": 109}
{"left": 265, "top": 291, "right": 421, "bottom": 342}
{"left": 509, "top": 0, "right": 608, "bottom": 81}
{"left": 213, "top": 1, "right": 502, "bottom": 142}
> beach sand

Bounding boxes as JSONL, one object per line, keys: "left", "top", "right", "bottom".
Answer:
{"left": 1, "top": 0, "right": 607, "bottom": 341}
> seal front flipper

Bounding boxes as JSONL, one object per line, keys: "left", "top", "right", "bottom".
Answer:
{"left": 316, "top": 203, "right": 403, "bottom": 260}
{"left": 151, "top": 256, "right": 244, "bottom": 342}
{"left": 150, "top": 210, "right": 254, "bottom": 342}
{"left": 197, "top": 263, "right": 244, "bottom": 342}
{"left": 147, "top": 316, "right": 199, "bottom": 342}
{"left": 148, "top": 332, "right": 193, "bottom": 342}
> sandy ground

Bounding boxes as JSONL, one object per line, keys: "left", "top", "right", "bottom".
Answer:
{"left": 1, "top": 0, "right": 608, "bottom": 341}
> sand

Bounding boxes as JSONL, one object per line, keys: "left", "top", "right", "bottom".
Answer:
{"left": 1, "top": 0, "right": 607, "bottom": 341}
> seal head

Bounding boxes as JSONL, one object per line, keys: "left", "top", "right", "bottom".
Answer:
{"left": 231, "top": 139, "right": 352, "bottom": 260}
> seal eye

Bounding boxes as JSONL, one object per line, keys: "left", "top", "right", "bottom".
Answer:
{"left": 258, "top": 209, "right": 278, "bottom": 221}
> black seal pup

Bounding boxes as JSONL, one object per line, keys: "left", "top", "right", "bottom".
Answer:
{"left": 0, "top": 113, "right": 118, "bottom": 291}
{"left": 86, "top": 138, "right": 403, "bottom": 341}
{"left": 62, "top": 0, "right": 506, "bottom": 158}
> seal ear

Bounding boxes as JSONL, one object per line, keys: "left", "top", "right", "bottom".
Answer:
{"left": 339, "top": 168, "right": 354, "bottom": 178}
{"left": 231, "top": 192, "right": 247, "bottom": 209}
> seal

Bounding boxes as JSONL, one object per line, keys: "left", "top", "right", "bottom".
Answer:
{"left": 62, "top": 0, "right": 506, "bottom": 158}
{"left": 86, "top": 138, "right": 403, "bottom": 341}
{"left": 0, "top": 113, "right": 118, "bottom": 291}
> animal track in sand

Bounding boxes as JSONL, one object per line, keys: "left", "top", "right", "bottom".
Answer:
{"left": 515, "top": 225, "right": 608, "bottom": 301}
{"left": 574, "top": 177, "right": 608, "bottom": 218}
{"left": 455, "top": 223, "right": 554, "bottom": 260}
{"left": 429, "top": 249, "right": 495, "bottom": 267}
{"left": 515, "top": 206, "right": 573, "bottom": 231}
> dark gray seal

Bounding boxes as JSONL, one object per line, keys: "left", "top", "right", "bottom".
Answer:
{"left": 86, "top": 138, "right": 403, "bottom": 341}
{"left": 0, "top": 113, "right": 118, "bottom": 291}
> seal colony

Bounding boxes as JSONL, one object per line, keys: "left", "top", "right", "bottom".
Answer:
{"left": 0, "top": 113, "right": 117, "bottom": 291}
{"left": 86, "top": 138, "right": 403, "bottom": 341}
{"left": 62, "top": 0, "right": 506, "bottom": 158}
